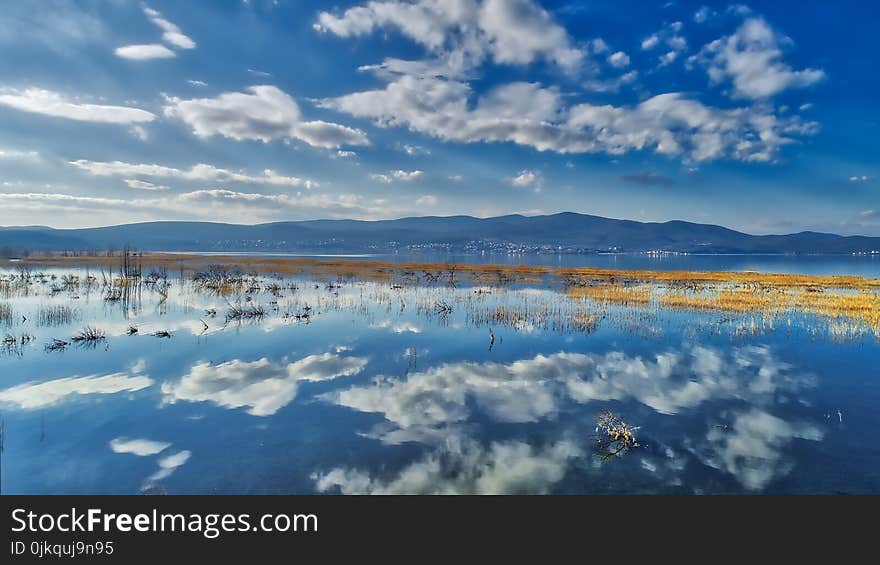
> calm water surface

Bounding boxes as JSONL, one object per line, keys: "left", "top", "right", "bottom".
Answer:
{"left": 0, "top": 261, "right": 878, "bottom": 494}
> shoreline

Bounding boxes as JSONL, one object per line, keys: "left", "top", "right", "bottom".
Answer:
{"left": 4, "top": 252, "right": 880, "bottom": 290}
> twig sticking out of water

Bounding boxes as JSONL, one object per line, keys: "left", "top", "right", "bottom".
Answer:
{"left": 595, "top": 410, "right": 640, "bottom": 460}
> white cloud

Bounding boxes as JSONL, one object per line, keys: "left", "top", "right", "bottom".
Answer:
{"left": 691, "top": 17, "right": 825, "bottom": 99}
{"left": 160, "top": 353, "right": 368, "bottom": 416}
{"left": 694, "top": 6, "right": 714, "bottom": 23}
{"left": 728, "top": 4, "right": 753, "bottom": 17}
{"left": 124, "top": 178, "right": 170, "bottom": 191}
{"left": 145, "top": 450, "right": 192, "bottom": 484}
{"left": 115, "top": 6, "right": 194, "bottom": 60}
{"left": 314, "top": 0, "right": 586, "bottom": 73}
{"left": 448, "top": 175, "right": 463, "bottom": 182}
{"left": 336, "top": 150, "right": 357, "bottom": 158}
{"left": 325, "top": 75, "right": 816, "bottom": 162}
{"left": 143, "top": 6, "right": 195, "bottom": 49}
{"left": 392, "top": 169, "right": 424, "bottom": 181}
{"left": 658, "top": 50, "right": 679, "bottom": 67}
{"left": 849, "top": 175, "right": 873, "bottom": 183}
{"left": 0, "top": 148, "right": 39, "bottom": 160}
{"left": 114, "top": 43, "right": 176, "bottom": 60}
{"left": 641, "top": 34, "right": 660, "bottom": 50}
{"left": 163, "top": 85, "right": 369, "bottom": 148}
{"left": 510, "top": 169, "right": 540, "bottom": 188}
{"left": 0, "top": 188, "right": 411, "bottom": 226}
{"left": 415, "top": 194, "right": 438, "bottom": 207}
{"left": 324, "top": 345, "right": 813, "bottom": 444}
{"left": 70, "top": 159, "right": 318, "bottom": 189}
{"left": 689, "top": 409, "right": 822, "bottom": 490}
{"left": 642, "top": 22, "right": 687, "bottom": 65}
{"left": 314, "top": 435, "right": 581, "bottom": 494}
{"left": 607, "top": 51, "right": 630, "bottom": 68}
{"left": 370, "top": 173, "right": 392, "bottom": 183}
{"left": 187, "top": 79, "right": 208, "bottom": 87}
{"left": 590, "top": 38, "right": 609, "bottom": 54}
{"left": 0, "top": 373, "right": 153, "bottom": 410}
{"left": 371, "top": 320, "right": 423, "bottom": 333}
{"left": 401, "top": 143, "right": 430, "bottom": 156}
{"left": 583, "top": 70, "right": 638, "bottom": 93}
{"left": 110, "top": 437, "right": 171, "bottom": 456}
{"left": 0, "top": 87, "right": 156, "bottom": 124}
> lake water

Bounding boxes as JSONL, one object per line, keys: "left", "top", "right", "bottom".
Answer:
{"left": 1, "top": 261, "right": 878, "bottom": 494}
{"left": 170, "top": 251, "right": 880, "bottom": 278}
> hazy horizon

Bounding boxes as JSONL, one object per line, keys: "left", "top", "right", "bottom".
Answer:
{"left": 4, "top": 210, "right": 880, "bottom": 239}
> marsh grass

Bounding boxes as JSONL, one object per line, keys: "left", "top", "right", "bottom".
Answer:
{"left": 37, "top": 305, "right": 79, "bottom": 327}
{"left": 6, "top": 255, "right": 880, "bottom": 344}
{"left": 71, "top": 326, "right": 106, "bottom": 342}
{"left": 226, "top": 301, "right": 267, "bottom": 322}
{"left": 0, "top": 303, "right": 12, "bottom": 325}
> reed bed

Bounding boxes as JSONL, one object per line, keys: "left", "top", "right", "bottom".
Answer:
{"left": 0, "top": 303, "right": 12, "bottom": 325}
{"left": 36, "top": 305, "right": 79, "bottom": 327}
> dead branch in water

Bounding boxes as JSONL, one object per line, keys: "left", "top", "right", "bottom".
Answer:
{"left": 595, "top": 410, "right": 640, "bottom": 460}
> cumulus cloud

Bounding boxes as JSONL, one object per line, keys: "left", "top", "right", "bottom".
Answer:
{"left": 314, "top": 0, "right": 585, "bottom": 73}
{"left": 0, "top": 87, "right": 155, "bottom": 124}
{"left": 161, "top": 353, "right": 368, "bottom": 416}
{"left": 323, "top": 345, "right": 813, "bottom": 445}
{"left": 163, "top": 85, "right": 369, "bottom": 148}
{"left": 849, "top": 175, "right": 873, "bottom": 183}
{"left": 69, "top": 159, "right": 318, "bottom": 189}
{"left": 314, "top": 435, "right": 581, "bottom": 494}
{"left": 323, "top": 72, "right": 815, "bottom": 163}
{"left": 110, "top": 437, "right": 171, "bottom": 456}
{"left": 642, "top": 21, "right": 686, "bottom": 56}
{"left": 510, "top": 169, "right": 540, "bottom": 189}
{"left": 0, "top": 373, "right": 153, "bottom": 410}
{"left": 607, "top": 51, "right": 630, "bottom": 68}
{"left": 392, "top": 169, "right": 424, "bottom": 181}
{"left": 114, "top": 43, "right": 176, "bottom": 60}
{"left": 688, "top": 408, "right": 822, "bottom": 490}
{"left": 690, "top": 17, "right": 825, "bottom": 99}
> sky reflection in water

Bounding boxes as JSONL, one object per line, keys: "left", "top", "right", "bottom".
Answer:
{"left": 0, "top": 265, "right": 878, "bottom": 494}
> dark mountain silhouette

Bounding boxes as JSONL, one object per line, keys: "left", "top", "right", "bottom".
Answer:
{"left": 2, "top": 213, "right": 879, "bottom": 255}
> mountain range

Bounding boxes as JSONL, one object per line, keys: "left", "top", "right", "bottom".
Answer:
{"left": 1, "top": 213, "right": 879, "bottom": 255}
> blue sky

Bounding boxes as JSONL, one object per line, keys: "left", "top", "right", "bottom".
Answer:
{"left": 0, "top": 0, "right": 877, "bottom": 234}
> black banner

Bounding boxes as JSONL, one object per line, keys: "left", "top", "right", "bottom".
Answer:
{"left": 0, "top": 495, "right": 872, "bottom": 561}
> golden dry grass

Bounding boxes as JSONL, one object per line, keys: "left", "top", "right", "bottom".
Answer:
{"left": 8, "top": 252, "right": 880, "bottom": 332}
{"left": 567, "top": 284, "right": 652, "bottom": 305}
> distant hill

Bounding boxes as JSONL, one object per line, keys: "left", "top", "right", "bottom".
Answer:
{"left": 2, "top": 213, "right": 880, "bottom": 255}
